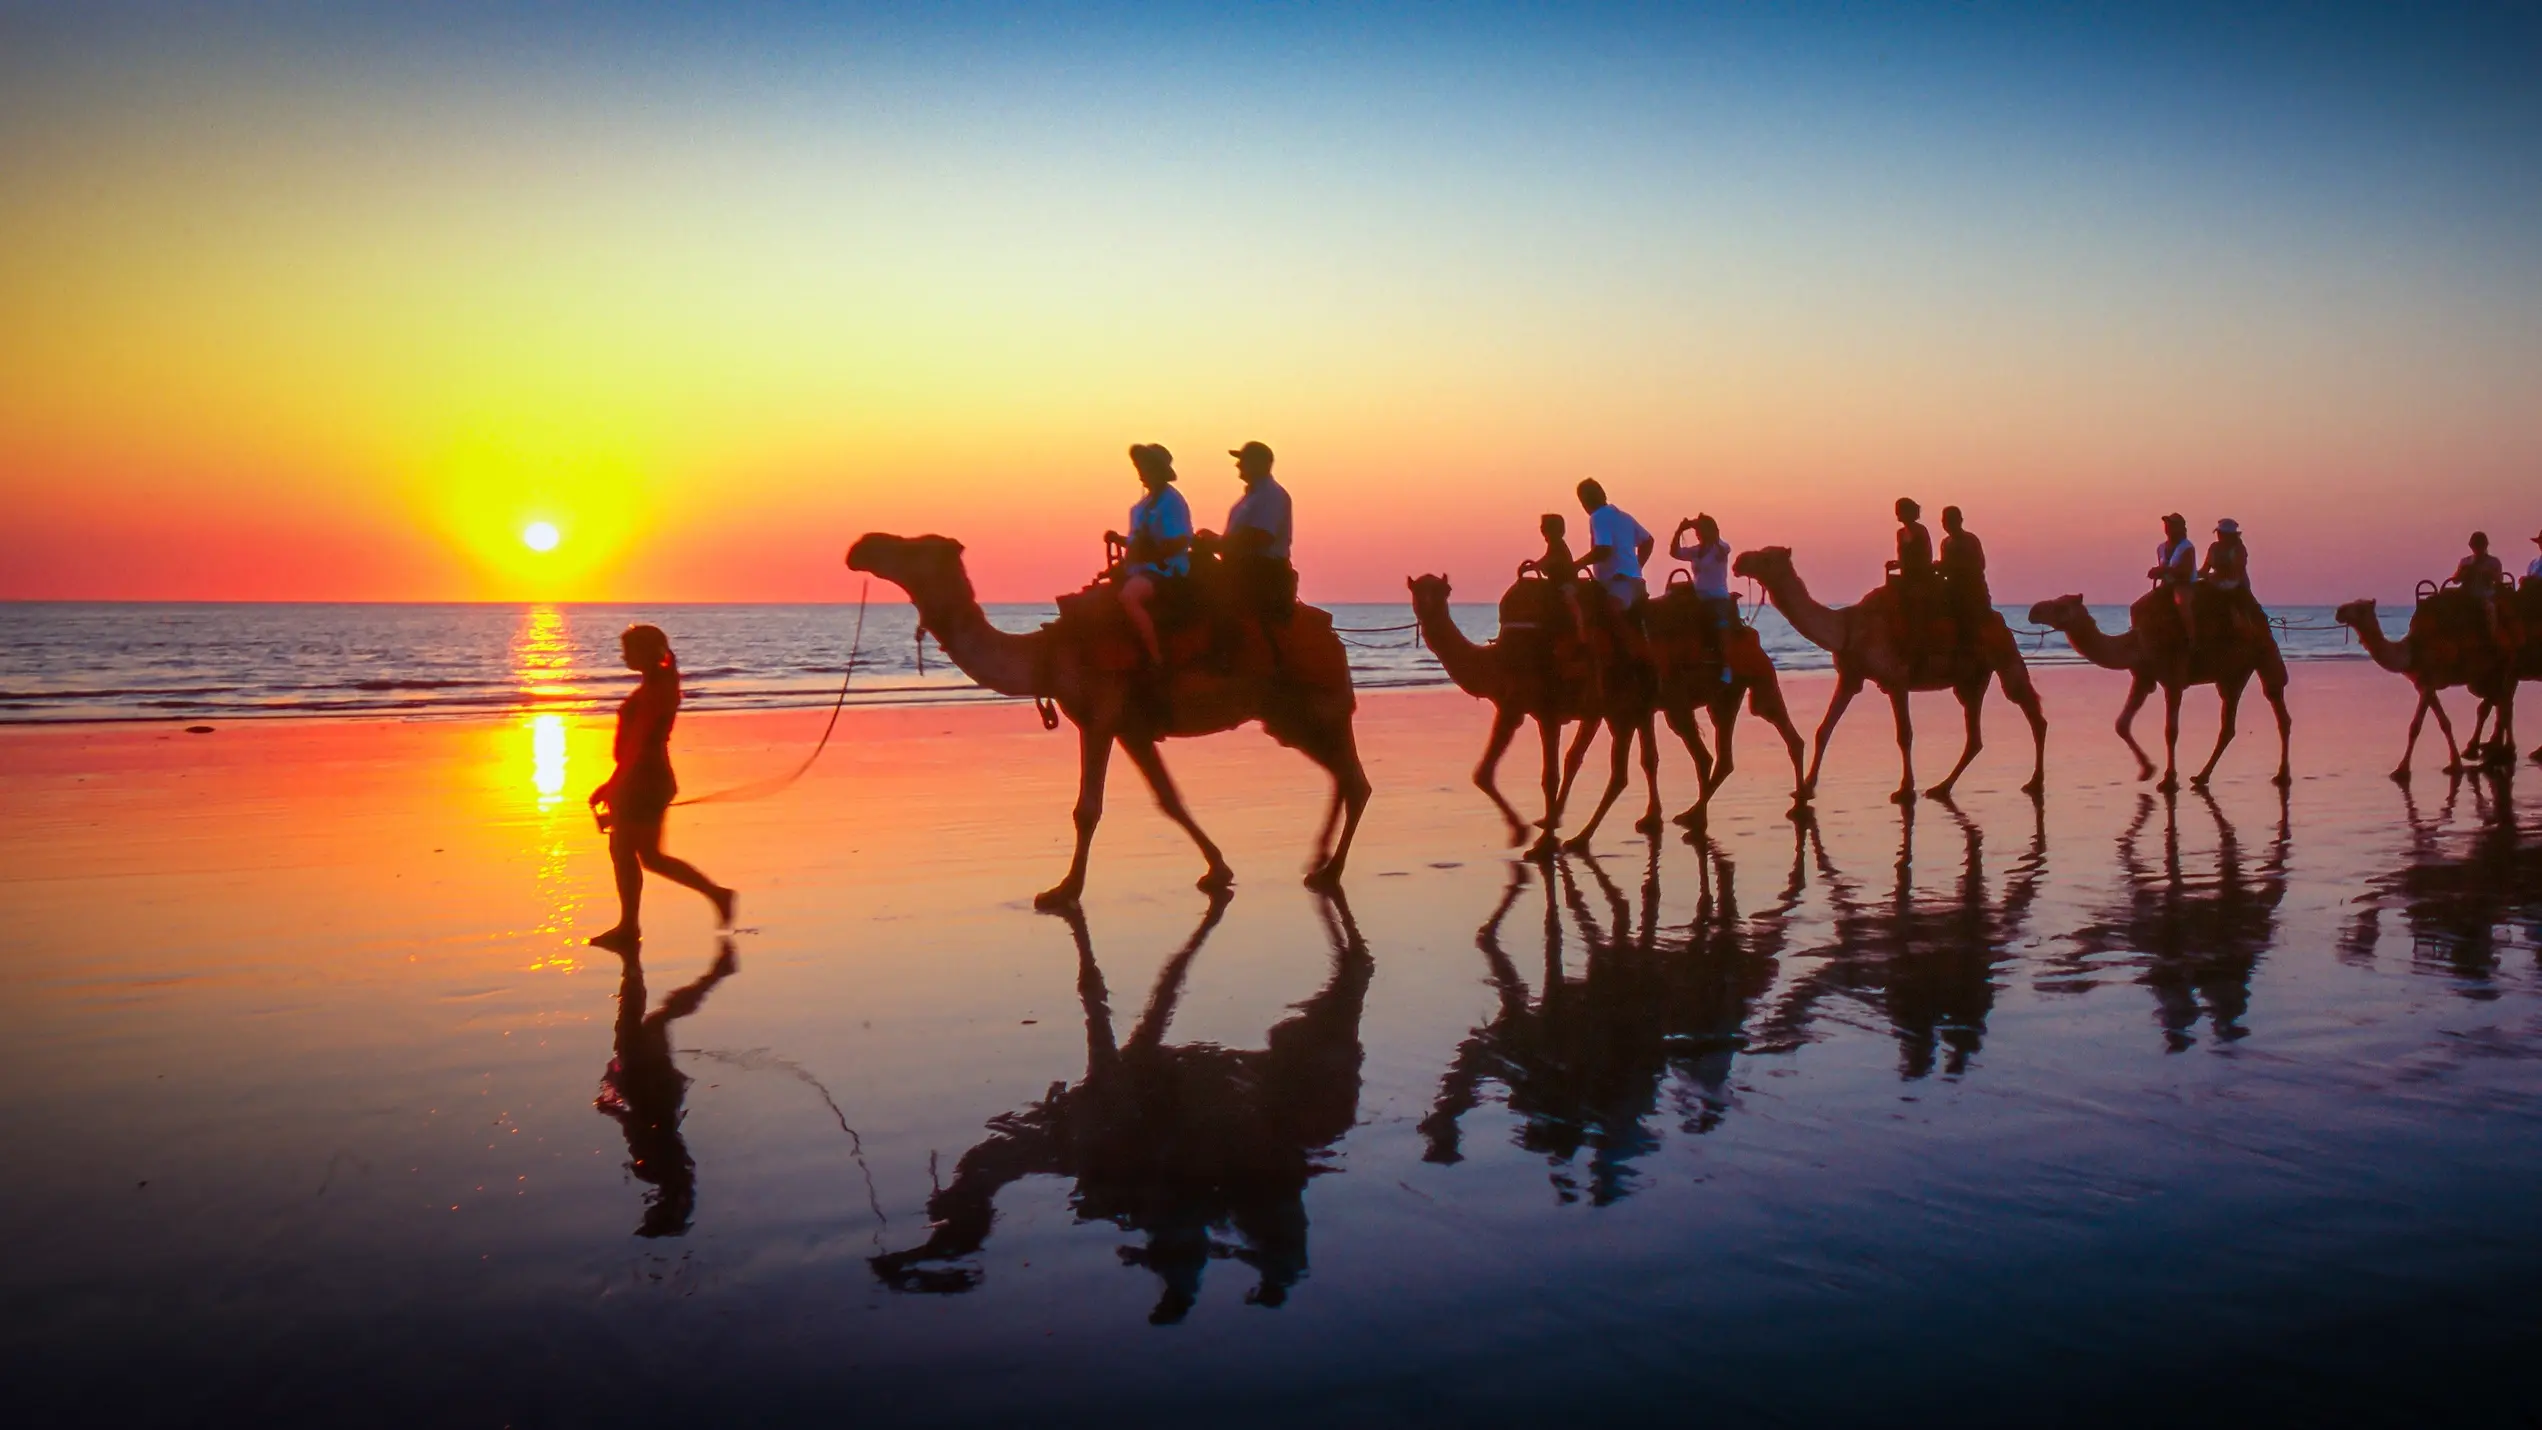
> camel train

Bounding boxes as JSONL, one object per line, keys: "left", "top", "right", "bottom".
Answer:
{"left": 844, "top": 496, "right": 2532, "bottom": 906}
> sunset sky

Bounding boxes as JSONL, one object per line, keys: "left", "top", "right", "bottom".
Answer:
{"left": 3, "top": 2, "right": 2537, "bottom": 605}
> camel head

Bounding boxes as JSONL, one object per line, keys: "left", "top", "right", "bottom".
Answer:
{"left": 1406, "top": 574, "right": 1452, "bottom": 612}
{"left": 2333, "top": 598, "right": 2378, "bottom": 629}
{"left": 847, "top": 533, "right": 969, "bottom": 593}
{"left": 2027, "top": 594, "right": 2088, "bottom": 629}
{"left": 1731, "top": 546, "right": 1793, "bottom": 581}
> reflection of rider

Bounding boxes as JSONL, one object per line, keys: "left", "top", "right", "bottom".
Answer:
{"left": 2200, "top": 518, "right": 2263, "bottom": 641}
{"left": 1887, "top": 497, "right": 1938, "bottom": 660}
{"left": 1106, "top": 444, "right": 1191, "bottom": 667}
{"left": 1221, "top": 440, "right": 1295, "bottom": 626}
{"left": 2150, "top": 512, "right": 2198, "bottom": 645}
{"left": 1939, "top": 505, "right": 1990, "bottom": 648}
{"left": 1670, "top": 513, "right": 1737, "bottom": 682}
{"left": 595, "top": 939, "right": 739, "bottom": 1238}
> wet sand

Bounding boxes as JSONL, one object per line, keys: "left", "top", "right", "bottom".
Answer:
{"left": 5, "top": 662, "right": 2540, "bottom": 1425}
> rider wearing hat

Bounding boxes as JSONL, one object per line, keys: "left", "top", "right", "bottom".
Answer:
{"left": 1220, "top": 440, "right": 1296, "bottom": 626}
{"left": 1939, "top": 505, "right": 1991, "bottom": 649}
{"left": 2526, "top": 529, "right": 2542, "bottom": 588}
{"left": 1106, "top": 443, "right": 1192, "bottom": 667}
{"left": 2152, "top": 513, "right": 2199, "bottom": 644}
{"left": 2200, "top": 518, "right": 2262, "bottom": 641}
{"left": 2457, "top": 531, "right": 2508, "bottom": 644}
{"left": 1888, "top": 497, "right": 1939, "bottom": 659}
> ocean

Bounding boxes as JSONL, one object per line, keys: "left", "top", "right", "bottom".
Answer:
{"left": 0, "top": 599, "right": 2379, "bottom": 723}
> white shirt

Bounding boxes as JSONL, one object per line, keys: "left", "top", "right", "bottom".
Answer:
{"left": 2158, "top": 537, "right": 2195, "bottom": 584}
{"left": 1225, "top": 476, "right": 1293, "bottom": 561}
{"left": 2528, "top": 555, "right": 2542, "bottom": 580}
{"left": 1587, "top": 504, "right": 1653, "bottom": 602}
{"left": 1128, "top": 486, "right": 1192, "bottom": 578}
{"left": 1671, "top": 534, "right": 1732, "bottom": 598}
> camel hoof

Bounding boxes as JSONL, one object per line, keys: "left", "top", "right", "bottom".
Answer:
{"left": 1524, "top": 835, "right": 1560, "bottom": 862}
{"left": 1303, "top": 864, "right": 1343, "bottom": 892}
{"left": 1890, "top": 788, "right": 1916, "bottom": 806}
{"left": 1560, "top": 833, "right": 1594, "bottom": 854}
{"left": 1197, "top": 866, "right": 1235, "bottom": 893}
{"left": 2189, "top": 775, "right": 2212, "bottom": 791}
{"left": 1925, "top": 783, "right": 1957, "bottom": 801}
{"left": 1033, "top": 885, "right": 1082, "bottom": 912}
{"left": 1633, "top": 814, "right": 1665, "bottom": 836}
{"left": 2155, "top": 776, "right": 2179, "bottom": 794}
{"left": 2388, "top": 767, "right": 2411, "bottom": 785}
{"left": 1672, "top": 805, "right": 1706, "bottom": 829}
{"left": 2272, "top": 770, "right": 2293, "bottom": 787}
{"left": 2021, "top": 778, "right": 2046, "bottom": 798}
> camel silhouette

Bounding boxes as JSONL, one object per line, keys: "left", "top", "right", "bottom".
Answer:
{"left": 1420, "top": 837, "right": 1805, "bottom": 1205}
{"left": 1641, "top": 582, "right": 1810, "bottom": 821}
{"left": 849, "top": 534, "right": 1370, "bottom": 907}
{"left": 2341, "top": 770, "right": 2540, "bottom": 991}
{"left": 868, "top": 894, "right": 1372, "bottom": 1323}
{"left": 1408, "top": 572, "right": 1662, "bottom": 857}
{"left": 2334, "top": 593, "right": 2522, "bottom": 781}
{"left": 2028, "top": 591, "right": 2293, "bottom": 791}
{"left": 1733, "top": 546, "right": 2048, "bottom": 805}
{"left": 2043, "top": 791, "right": 2289, "bottom": 1052}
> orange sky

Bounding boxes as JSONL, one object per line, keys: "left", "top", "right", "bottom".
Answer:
{"left": 3, "top": 6, "right": 2536, "bottom": 605}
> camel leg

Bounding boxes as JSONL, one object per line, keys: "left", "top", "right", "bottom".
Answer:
{"left": 2395, "top": 693, "right": 2431, "bottom": 781}
{"left": 2191, "top": 676, "right": 2245, "bottom": 789}
{"left": 1472, "top": 705, "right": 1528, "bottom": 845}
{"left": 1562, "top": 716, "right": 1637, "bottom": 852}
{"left": 2156, "top": 683, "right": 2184, "bottom": 793}
{"left": 1888, "top": 685, "right": 1919, "bottom": 805}
{"left": 1705, "top": 694, "right": 1741, "bottom": 803}
{"left": 2261, "top": 653, "right": 2293, "bottom": 787}
{"left": 1036, "top": 722, "right": 1114, "bottom": 910}
{"left": 1301, "top": 720, "right": 1372, "bottom": 890}
{"left": 2114, "top": 672, "right": 2157, "bottom": 781}
{"left": 1928, "top": 681, "right": 1989, "bottom": 800}
{"left": 1664, "top": 701, "right": 1712, "bottom": 826}
{"left": 1995, "top": 654, "right": 2050, "bottom": 796}
{"left": 2432, "top": 692, "right": 2466, "bottom": 774}
{"left": 1552, "top": 717, "right": 1600, "bottom": 819}
{"left": 1804, "top": 671, "right": 1866, "bottom": 800}
{"left": 1118, "top": 735, "right": 1234, "bottom": 893}
{"left": 1633, "top": 716, "right": 1665, "bottom": 835}
{"left": 1528, "top": 716, "right": 1564, "bottom": 860}
{"left": 1750, "top": 676, "right": 1809, "bottom": 812}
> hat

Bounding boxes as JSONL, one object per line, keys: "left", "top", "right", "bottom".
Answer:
{"left": 2162, "top": 512, "right": 2185, "bottom": 527}
{"left": 2529, "top": 530, "right": 2542, "bottom": 546}
{"left": 1129, "top": 443, "right": 1176, "bottom": 480}
{"left": 2215, "top": 518, "right": 2240, "bottom": 536}
{"left": 1229, "top": 440, "right": 1274, "bottom": 465}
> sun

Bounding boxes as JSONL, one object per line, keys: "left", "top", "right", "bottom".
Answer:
{"left": 521, "top": 521, "right": 561, "bottom": 553}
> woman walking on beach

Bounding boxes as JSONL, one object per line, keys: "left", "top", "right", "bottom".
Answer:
{"left": 589, "top": 623, "right": 735, "bottom": 951}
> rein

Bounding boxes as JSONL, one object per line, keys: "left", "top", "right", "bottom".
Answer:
{"left": 671, "top": 582, "right": 870, "bottom": 807}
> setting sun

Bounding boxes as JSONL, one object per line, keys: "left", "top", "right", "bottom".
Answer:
{"left": 521, "top": 521, "right": 560, "bottom": 553}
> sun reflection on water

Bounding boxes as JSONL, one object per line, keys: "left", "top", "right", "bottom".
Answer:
{"left": 530, "top": 714, "right": 568, "bottom": 803}
{"left": 511, "top": 606, "right": 586, "bottom": 973}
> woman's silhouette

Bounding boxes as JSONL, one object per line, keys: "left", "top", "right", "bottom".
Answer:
{"left": 588, "top": 623, "right": 735, "bottom": 951}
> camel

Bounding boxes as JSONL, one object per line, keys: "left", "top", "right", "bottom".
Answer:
{"left": 848, "top": 534, "right": 1370, "bottom": 907}
{"left": 2461, "top": 584, "right": 2542, "bottom": 765}
{"left": 1731, "top": 547, "right": 2047, "bottom": 804}
{"left": 2333, "top": 595, "right": 2520, "bottom": 781}
{"left": 1639, "top": 584, "right": 1810, "bottom": 821}
{"left": 2026, "top": 591, "right": 2292, "bottom": 791}
{"left": 1407, "top": 574, "right": 1662, "bottom": 857}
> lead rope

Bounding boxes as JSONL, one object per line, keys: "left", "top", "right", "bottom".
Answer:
{"left": 671, "top": 582, "right": 870, "bottom": 807}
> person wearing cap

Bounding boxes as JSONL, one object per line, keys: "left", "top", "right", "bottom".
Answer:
{"left": 2525, "top": 529, "right": 2542, "bottom": 586}
{"left": 1221, "top": 440, "right": 1295, "bottom": 627}
{"left": 2150, "top": 513, "right": 2199, "bottom": 645}
{"left": 1886, "top": 497, "right": 1938, "bottom": 659}
{"left": 1670, "top": 512, "right": 1737, "bottom": 678}
{"left": 1577, "top": 478, "right": 1654, "bottom": 614}
{"left": 2200, "top": 518, "right": 2261, "bottom": 640}
{"left": 1103, "top": 443, "right": 1191, "bottom": 666}
{"left": 1939, "top": 505, "right": 1991, "bottom": 648}
{"left": 2456, "top": 531, "right": 2508, "bottom": 643}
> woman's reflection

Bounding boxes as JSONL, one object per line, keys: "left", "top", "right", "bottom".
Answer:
{"left": 1421, "top": 834, "right": 1805, "bottom": 1206}
{"left": 2050, "top": 791, "right": 2288, "bottom": 1049}
{"left": 1761, "top": 798, "right": 2048, "bottom": 1079}
{"left": 595, "top": 938, "right": 739, "bottom": 1238}
{"left": 869, "top": 894, "right": 1374, "bottom": 1323}
{"left": 2343, "top": 771, "right": 2538, "bottom": 991}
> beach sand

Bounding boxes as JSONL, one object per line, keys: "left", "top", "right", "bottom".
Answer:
{"left": 6, "top": 662, "right": 2540, "bottom": 1424}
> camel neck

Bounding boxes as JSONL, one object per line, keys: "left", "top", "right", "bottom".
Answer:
{"left": 1755, "top": 565, "right": 1846, "bottom": 653}
{"left": 900, "top": 570, "right": 1044, "bottom": 698}
{"left": 2058, "top": 610, "right": 2137, "bottom": 670}
{"left": 1413, "top": 596, "right": 1499, "bottom": 697}
{"left": 2343, "top": 611, "right": 2410, "bottom": 673}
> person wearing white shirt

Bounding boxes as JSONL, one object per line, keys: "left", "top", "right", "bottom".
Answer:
{"left": 2149, "top": 512, "right": 2199, "bottom": 644}
{"left": 1221, "top": 440, "right": 1295, "bottom": 624}
{"left": 1670, "top": 513, "right": 1737, "bottom": 680}
{"left": 1104, "top": 444, "right": 1191, "bottom": 666}
{"left": 1577, "top": 479, "right": 1654, "bottom": 611}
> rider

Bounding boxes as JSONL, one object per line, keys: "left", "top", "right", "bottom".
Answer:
{"left": 1105, "top": 443, "right": 1191, "bottom": 667}
{"left": 1887, "top": 497, "right": 1938, "bottom": 660}
{"left": 2150, "top": 512, "right": 2198, "bottom": 645}
{"left": 2526, "top": 529, "right": 2542, "bottom": 589}
{"left": 1669, "top": 512, "right": 1737, "bottom": 682}
{"left": 1221, "top": 440, "right": 1296, "bottom": 627}
{"left": 1535, "top": 513, "right": 1594, "bottom": 642}
{"left": 2456, "top": 531, "right": 2508, "bottom": 644}
{"left": 1939, "top": 505, "right": 1991, "bottom": 649}
{"left": 1577, "top": 478, "right": 1654, "bottom": 620}
{"left": 2199, "top": 518, "right": 2262, "bottom": 641}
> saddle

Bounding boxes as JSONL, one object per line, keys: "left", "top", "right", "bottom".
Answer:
{"left": 2409, "top": 584, "right": 2523, "bottom": 666}
{"left": 1052, "top": 576, "right": 1344, "bottom": 688}
{"left": 1643, "top": 584, "right": 1744, "bottom": 667}
{"left": 2134, "top": 584, "right": 2258, "bottom": 660}
{"left": 1496, "top": 574, "right": 1627, "bottom": 685}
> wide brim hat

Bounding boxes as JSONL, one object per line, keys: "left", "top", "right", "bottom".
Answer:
{"left": 2215, "top": 518, "right": 2240, "bottom": 535}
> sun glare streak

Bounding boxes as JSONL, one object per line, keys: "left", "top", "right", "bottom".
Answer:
{"left": 530, "top": 714, "right": 568, "bottom": 802}
{"left": 509, "top": 604, "right": 579, "bottom": 704}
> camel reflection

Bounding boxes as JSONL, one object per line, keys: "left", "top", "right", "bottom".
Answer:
{"left": 595, "top": 938, "right": 739, "bottom": 1238}
{"left": 1760, "top": 800, "right": 2047, "bottom": 1079}
{"left": 1422, "top": 835, "right": 1805, "bottom": 1206}
{"left": 870, "top": 894, "right": 1373, "bottom": 1322}
{"left": 2046, "top": 792, "right": 2288, "bottom": 1050}
{"left": 2342, "top": 773, "right": 2540, "bottom": 992}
